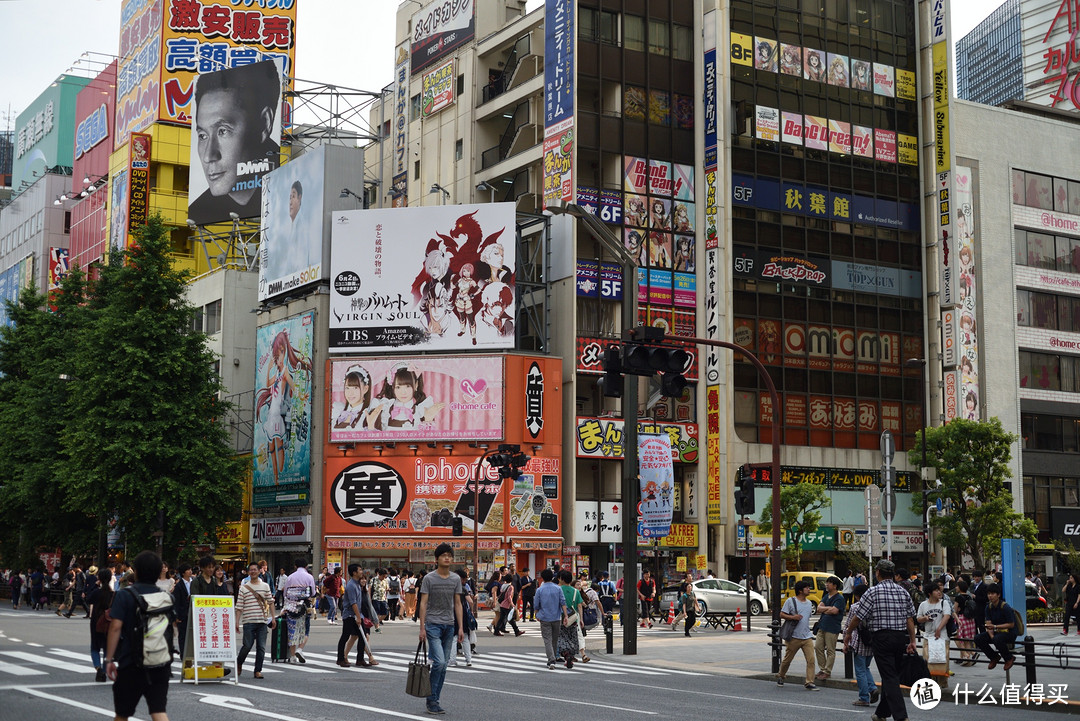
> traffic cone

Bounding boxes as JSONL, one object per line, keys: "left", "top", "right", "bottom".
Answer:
{"left": 732, "top": 607, "right": 743, "bottom": 632}
{"left": 666, "top": 601, "right": 675, "bottom": 625}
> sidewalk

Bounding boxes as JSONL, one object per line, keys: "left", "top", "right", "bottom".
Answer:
{"left": 597, "top": 621, "right": 1080, "bottom": 715}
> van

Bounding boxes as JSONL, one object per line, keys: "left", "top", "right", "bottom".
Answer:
{"left": 779, "top": 571, "right": 834, "bottom": 610}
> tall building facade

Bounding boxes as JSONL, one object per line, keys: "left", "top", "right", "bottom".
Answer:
{"left": 955, "top": 0, "right": 1023, "bottom": 107}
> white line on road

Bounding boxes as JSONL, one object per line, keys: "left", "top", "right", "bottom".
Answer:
{"left": 442, "top": 679, "right": 659, "bottom": 714}
{"left": 0, "top": 661, "right": 48, "bottom": 676}
{"left": 16, "top": 686, "right": 144, "bottom": 719}
{"left": 195, "top": 692, "right": 303, "bottom": 720}
{"left": 605, "top": 679, "right": 866, "bottom": 712}
{"left": 223, "top": 682, "right": 440, "bottom": 720}
{"left": 0, "top": 650, "right": 91, "bottom": 674}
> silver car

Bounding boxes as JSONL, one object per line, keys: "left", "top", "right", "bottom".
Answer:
{"left": 662, "top": 578, "right": 770, "bottom": 616}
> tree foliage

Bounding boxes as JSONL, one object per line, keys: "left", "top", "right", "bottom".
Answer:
{"left": 908, "top": 417, "right": 1037, "bottom": 571}
{"left": 757, "top": 482, "right": 832, "bottom": 568}
{"left": 0, "top": 216, "right": 244, "bottom": 567}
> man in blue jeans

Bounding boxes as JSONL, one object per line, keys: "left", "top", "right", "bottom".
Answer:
{"left": 418, "top": 543, "right": 464, "bottom": 715}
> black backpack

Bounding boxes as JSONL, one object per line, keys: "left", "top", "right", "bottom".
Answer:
{"left": 126, "top": 587, "right": 175, "bottom": 669}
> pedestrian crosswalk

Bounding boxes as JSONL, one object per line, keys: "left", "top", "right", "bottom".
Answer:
{"left": 0, "top": 642, "right": 707, "bottom": 681}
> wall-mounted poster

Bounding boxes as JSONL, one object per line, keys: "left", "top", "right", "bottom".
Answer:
{"left": 782, "top": 111, "right": 804, "bottom": 145}
{"left": 873, "top": 63, "right": 895, "bottom": 97}
{"left": 754, "top": 37, "right": 778, "bottom": 71}
{"left": 827, "top": 53, "right": 849, "bottom": 87}
{"left": 779, "top": 44, "right": 802, "bottom": 76}
{"left": 624, "top": 86, "right": 646, "bottom": 121}
{"left": 804, "top": 48, "right": 826, "bottom": 82}
{"left": 756, "top": 106, "right": 779, "bottom": 141}
{"left": 421, "top": 58, "right": 456, "bottom": 116}
{"left": 851, "top": 59, "right": 872, "bottom": 91}
{"left": 253, "top": 311, "right": 314, "bottom": 509}
{"left": 852, "top": 125, "right": 874, "bottom": 158}
{"left": 329, "top": 203, "right": 517, "bottom": 352}
{"left": 328, "top": 356, "right": 505, "bottom": 442}
{"left": 624, "top": 156, "right": 649, "bottom": 195}
{"left": 259, "top": 147, "right": 326, "bottom": 301}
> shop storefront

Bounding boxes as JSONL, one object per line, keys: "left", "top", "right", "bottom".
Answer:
{"left": 249, "top": 514, "right": 314, "bottom": 578}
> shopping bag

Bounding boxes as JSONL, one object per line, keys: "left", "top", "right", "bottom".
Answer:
{"left": 405, "top": 641, "right": 431, "bottom": 698}
{"left": 926, "top": 635, "right": 948, "bottom": 664}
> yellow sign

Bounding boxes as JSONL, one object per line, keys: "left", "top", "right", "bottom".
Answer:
{"left": 932, "top": 42, "right": 949, "bottom": 107}
{"left": 706, "top": 434, "right": 722, "bottom": 523}
{"left": 895, "top": 69, "right": 916, "bottom": 101}
{"left": 695, "top": 554, "right": 708, "bottom": 571}
{"left": 730, "top": 32, "right": 753, "bottom": 67}
{"left": 935, "top": 105, "right": 950, "bottom": 174}
{"left": 676, "top": 556, "right": 687, "bottom": 572}
{"left": 661, "top": 523, "right": 698, "bottom": 548}
{"left": 192, "top": 597, "right": 233, "bottom": 607}
{"left": 898, "top": 133, "right": 918, "bottom": 166}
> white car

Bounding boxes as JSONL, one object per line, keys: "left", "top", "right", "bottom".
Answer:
{"left": 661, "top": 578, "right": 770, "bottom": 616}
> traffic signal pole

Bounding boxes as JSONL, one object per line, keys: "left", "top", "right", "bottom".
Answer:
{"left": 663, "top": 333, "right": 782, "bottom": 671}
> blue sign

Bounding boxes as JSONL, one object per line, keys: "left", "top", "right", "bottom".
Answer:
{"left": 599, "top": 262, "right": 623, "bottom": 300}
{"left": 75, "top": 104, "right": 109, "bottom": 159}
{"left": 544, "top": 0, "right": 575, "bottom": 127}
{"left": 732, "top": 173, "right": 916, "bottom": 231}
{"left": 599, "top": 189, "right": 623, "bottom": 225}
{"left": 576, "top": 187, "right": 599, "bottom": 215}
{"left": 576, "top": 259, "right": 599, "bottom": 297}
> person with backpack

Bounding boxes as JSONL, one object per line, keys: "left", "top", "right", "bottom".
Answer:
{"left": 104, "top": 550, "right": 176, "bottom": 721}
{"left": 452, "top": 568, "right": 477, "bottom": 666}
{"left": 596, "top": 571, "right": 616, "bottom": 615}
{"left": 386, "top": 567, "right": 402, "bottom": 621}
{"left": 953, "top": 578, "right": 978, "bottom": 665}
{"left": 973, "top": 582, "right": 1019, "bottom": 670}
{"left": 494, "top": 573, "right": 523, "bottom": 636}
{"left": 89, "top": 567, "right": 114, "bottom": 682}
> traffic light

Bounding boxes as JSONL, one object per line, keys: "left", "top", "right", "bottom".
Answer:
{"left": 452, "top": 516, "right": 463, "bottom": 536}
{"left": 599, "top": 345, "right": 624, "bottom": 398}
{"left": 734, "top": 464, "right": 757, "bottom": 516}
{"left": 620, "top": 338, "right": 691, "bottom": 399}
{"left": 486, "top": 444, "right": 531, "bottom": 480}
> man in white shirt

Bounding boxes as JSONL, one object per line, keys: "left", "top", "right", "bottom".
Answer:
{"left": 280, "top": 559, "right": 316, "bottom": 663}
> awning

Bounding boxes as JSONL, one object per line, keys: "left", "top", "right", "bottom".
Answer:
{"left": 508, "top": 538, "right": 562, "bottom": 551}
{"left": 324, "top": 537, "right": 502, "bottom": 551}
{"left": 250, "top": 544, "right": 312, "bottom": 553}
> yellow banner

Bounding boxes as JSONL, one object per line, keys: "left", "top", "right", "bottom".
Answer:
{"left": 676, "top": 556, "right": 687, "bottom": 572}
{"left": 193, "top": 597, "right": 234, "bottom": 607}
{"left": 895, "top": 69, "right": 916, "bottom": 101}
{"left": 730, "top": 32, "right": 753, "bottom": 67}
{"left": 661, "top": 523, "right": 698, "bottom": 548}
{"left": 898, "top": 133, "right": 918, "bottom": 166}
{"left": 695, "top": 554, "right": 708, "bottom": 570}
{"left": 932, "top": 42, "right": 949, "bottom": 108}
{"left": 935, "top": 105, "right": 950, "bottom": 174}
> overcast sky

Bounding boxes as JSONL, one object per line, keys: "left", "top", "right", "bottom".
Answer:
{"left": 0, "top": 0, "right": 994, "bottom": 128}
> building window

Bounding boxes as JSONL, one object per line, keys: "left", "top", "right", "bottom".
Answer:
{"left": 580, "top": 8, "right": 619, "bottom": 44}
{"left": 414, "top": 160, "right": 420, "bottom": 180}
{"left": 672, "top": 24, "right": 693, "bottom": 61}
{"left": 205, "top": 299, "right": 222, "bottom": 335}
{"left": 648, "top": 20, "right": 669, "bottom": 56}
{"left": 457, "top": 73, "right": 465, "bottom": 95}
{"left": 411, "top": 93, "right": 421, "bottom": 121}
{"left": 624, "top": 15, "right": 645, "bottom": 51}
{"left": 455, "top": 139, "right": 463, "bottom": 161}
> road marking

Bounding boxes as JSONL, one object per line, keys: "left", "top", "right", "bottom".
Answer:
{"left": 605, "top": 679, "right": 866, "bottom": 712}
{"left": 0, "top": 651, "right": 90, "bottom": 674}
{"left": 442, "top": 679, "right": 659, "bottom": 714}
{"left": 16, "top": 686, "right": 142, "bottom": 719}
{"left": 25, "top": 643, "right": 42, "bottom": 648}
{"left": 0, "top": 662, "right": 48, "bottom": 676}
{"left": 228, "top": 682, "right": 438, "bottom": 720}
{"left": 195, "top": 692, "right": 302, "bottom": 720}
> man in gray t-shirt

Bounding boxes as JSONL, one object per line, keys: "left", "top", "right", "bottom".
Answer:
{"left": 418, "top": 543, "right": 464, "bottom": 715}
{"left": 777, "top": 580, "right": 819, "bottom": 690}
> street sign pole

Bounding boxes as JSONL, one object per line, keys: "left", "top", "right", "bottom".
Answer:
{"left": 880, "top": 430, "right": 895, "bottom": 561}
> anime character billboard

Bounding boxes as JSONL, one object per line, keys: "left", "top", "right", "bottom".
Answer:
{"left": 328, "top": 356, "right": 505, "bottom": 443}
{"left": 329, "top": 203, "right": 516, "bottom": 352}
{"left": 253, "top": 311, "right": 314, "bottom": 509}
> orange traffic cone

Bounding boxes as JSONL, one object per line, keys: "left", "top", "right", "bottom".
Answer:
{"left": 732, "top": 607, "right": 743, "bottom": 632}
{"left": 666, "top": 601, "right": 675, "bottom": 625}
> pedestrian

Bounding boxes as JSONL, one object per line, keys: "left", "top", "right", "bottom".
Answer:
{"left": 757, "top": 568, "right": 770, "bottom": 599}
{"left": 534, "top": 568, "right": 567, "bottom": 669}
{"left": 637, "top": 568, "right": 656, "bottom": 628}
{"left": 916, "top": 581, "right": 953, "bottom": 641}
{"left": 57, "top": 567, "right": 75, "bottom": 616}
{"left": 973, "top": 582, "right": 1019, "bottom": 670}
{"left": 336, "top": 564, "right": 364, "bottom": 666}
{"left": 680, "top": 581, "right": 698, "bottom": 636}
{"left": 387, "top": 567, "right": 403, "bottom": 621}
{"left": 417, "top": 543, "right": 464, "bottom": 715}
{"left": 64, "top": 564, "right": 90, "bottom": 618}
{"left": 841, "top": 569, "right": 855, "bottom": 608}
{"left": 519, "top": 567, "right": 536, "bottom": 621}
{"left": 670, "top": 573, "right": 694, "bottom": 630}
{"left": 402, "top": 571, "right": 417, "bottom": 618}
{"left": 494, "top": 571, "right": 523, "bottom": 636}
{"left": 156, "top": 563, "right": 175, "bottom": 594}
{"left": 557, "top": 570, "right": 585, "bottom": 667}
{"left": 9, "top": 570, "right": 22, "bottom": 610}
{"left": 1063, "top": 572, "right": 1080, "bottom": 635}
{"left": 355, "top": 573, "right": 381, "bottom": 664}
{"left": 275, "top": 568, "right": 288, "bottom": 609}
{"left": 596, "top": 571, "right": 617, "bottom": 616}
{"left": 371, "top": 568, "right": 389, "bottom": 621}
{"left": 173, "top": 565, "right": 193, "bottom": 659}
{"left": 843, "top": 559, "right": 917, "bottom": 721}
{"left": 576, "top": 578, "right": 599, "bottom": 661}
{"left": 104, "top": 550, "right": 176, "bottom": 721}
{"left": 30, "top": 567, "right": 45, "bottom": 610}
{"left": 777, "top": 580, "right": 819, "bottom": 690}
{"left": 280, "top": 558, "right": 316, "bottom": 663}
{"left": 453, "top": 568, "right": 477, "bottom": 667}
{"left": 814, "top": 575, "right": 846, "bottom": 681}
{"left": 842, "top": 583, "right": 878, "bottom": 707}
{"left": 322, "top": 567, "right": 342, "bottom": 625}
{"left": 88, "top": 567, "right": 113, "bottom": 682}
{"left": 235, "top": 563, "right": 274, "bottom": 679}
{"left": 413, "top": 569, "right": 427, "bottom": 622}
{"left": 971, "top": 569, "right": 988, "bottom": 634}
{"left": 953, "top": 579, "right": 978, "bottom": 664}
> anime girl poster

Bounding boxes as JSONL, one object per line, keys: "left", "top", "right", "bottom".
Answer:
{"left": 827, "top": 53, "right": 850, "bottom": 87}
{"left": 779, "top": 44, "right": 802, "bottom": 76}
{"left": 329, "top": 203, "right": 516, "bottom": 352}
{"left": 754, "top": 37, "right": 778, "bottom": 72}
{"left": 328, "top": 356, "right": 505, "bottom": 442}
{"left": 803, "top": 48, "right": 826, "bottom": 82}
{"left": 253, "top": 311, "right": 314, "bottom": 506}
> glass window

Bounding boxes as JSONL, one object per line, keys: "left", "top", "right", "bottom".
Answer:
{"left": 600, "top": 10, "right": 619, "bottom": 44}
{"left": 1055, "top": 177, "right": 1070, "bottom": 212}
{"left": 673, "top": 25, "right": 693, "bottom": 61}
{"left": 624, "top": 15, "right": 645, "bottom": 51}
{"left": 1012, "top": 170, "right": 1026, "bottom": 205}
{"left": 579, "top": 7, "right": 597, "bottom": 40}
{"left": 1027, "top": 232, "right": 1055, "bottom": 269}
{"left": 1017, "top": 289, "right": 1031, "bottom": 326}
{"left": 1015, "top": 229, "right": 1028, "bottom": 266}
{"left": 205, "top": 300, "right": 222, "bottom": 334}
{"left": 1026, "top": 173, "right": 1053, "bottom": 209}
{"left": 1069, "top": 181, "right": 1080, "bottom": 215}
{"left": 1031, "top": 292, "right": 1057, "bottom": 329}
{"left": 410, "top": 94, "right": 421, "bottom": 121}
{"left": 648, "top": 20, "right": 669, "bottom": 56}
{"left": 1019, "top": 351, "right": 1032, "bottom": 388}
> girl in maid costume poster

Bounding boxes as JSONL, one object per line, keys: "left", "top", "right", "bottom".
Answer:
{"left": 329, "top": 203, "right": 517, "bottom": 352}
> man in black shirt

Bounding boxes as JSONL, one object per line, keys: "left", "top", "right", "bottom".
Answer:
{"left": 971, "top": 570, "right": 989, "bottom": 634}
{"left": 519, "top": 568, "right": 536, "bottom": 621}
{"left": 104, "top": 551, "right": 176, "bottom": 721}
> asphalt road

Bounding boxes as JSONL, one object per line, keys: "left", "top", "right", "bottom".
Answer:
{"left": 0, "top": 607, "right": 1076, "bottom": 720}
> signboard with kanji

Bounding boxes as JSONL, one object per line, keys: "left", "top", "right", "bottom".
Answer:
{"left": 575, "top": 417, "right": 699, "bottom": 463}
{"left": 188, "top": 595, "right": 237, "bottom": 683}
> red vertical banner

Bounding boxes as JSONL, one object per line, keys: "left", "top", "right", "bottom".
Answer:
{"left": 127, "top": 133, "right": 151, "bottom": 243}
{"left": 759, "top": 391, "right": 775, "bottom": 444}
{"left": 784, "top": 394, "right": 807, "bottom": 445}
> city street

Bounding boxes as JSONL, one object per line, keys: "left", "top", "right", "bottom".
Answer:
{"left": 1, "top": 608, "right": 1077, "bottom": 720}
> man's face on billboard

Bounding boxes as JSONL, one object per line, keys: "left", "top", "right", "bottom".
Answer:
{"left": 289, "top": 188, "right": 300, "bottom": 221}
{"left": 196, "top": 88, "right": 262, "bottom": 198}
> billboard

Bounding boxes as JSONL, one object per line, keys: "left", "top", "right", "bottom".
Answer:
{"left": 115, "top": 0, "right": 162, "bottom": 149}
{"left": 0, "top": 255, "right": 34, "bottom": 328}
{"left": 109, "top": 169, "right": 130, "bottom": 253}
{"left": 411, "top": 0, "right": 475, "bottom": 73}
{"left": 542, "top": 0, "right": 575, "bottom": 208}
{"left": 329, "top": 203, "right": 517, "bottom": 352}
{"left": 328, "top": 356, "right": 505, "bottom": 443}
{"left": 325, "top": 454, "right": 562, "bottom": 537}
{"left": 259, "top": 148, "right": 325, "bottom": 301}
{"left": 1022, "top": 0, "right": 1080, "bottom": 111}
{"left": 187, "top": 60, "right": 283, "bottom": 226}
{"left": 158, "top": 0, "right": 296, "bottom": 125}
{"left": 128, "top": 133, "right": 151, "bottom": 239}
{"left": 253, "top": 311, "right": 314, "bottom": 509}
{"left": 392, "top": 45, "right": 409, "bottom": 206}
{"left": 421, "top": 59, "right": 456, "bottom": 117}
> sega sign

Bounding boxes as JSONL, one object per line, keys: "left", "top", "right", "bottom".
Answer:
{"left": 75, "top": 104, "right": 109, "bottom": 159}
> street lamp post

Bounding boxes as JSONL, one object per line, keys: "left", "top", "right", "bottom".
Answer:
{"left": 905, "top": 358, "right": 931, "bottom": 582}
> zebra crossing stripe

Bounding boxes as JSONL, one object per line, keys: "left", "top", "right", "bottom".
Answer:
{"left": 16, "top": 687, "right": 121, "bottom": 718}
{"left": 0, "top": 662, "right": 47, "bottom": 677}
{"left": 1, "top": 651, "right": 90, "bottom": 674}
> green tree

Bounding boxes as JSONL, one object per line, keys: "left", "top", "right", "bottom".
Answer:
{"left": 908, "top": 417, "right": 1037, "bottom": 571}
{"left": 0, "top": 274, "right": 97, "bottom": 567}
{"left": 56, "top": 216, "right": 245, "bottom": 563}
{"left": 757, "top": 482, "right": 832, "bottom": 569}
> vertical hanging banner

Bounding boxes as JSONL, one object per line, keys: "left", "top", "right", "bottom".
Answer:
{"left": 638, "top": 434, "right": 675, "bottom": 538}
{"left": 703, "top": 11, "right": 722, "bottom": 525}
{"left": 542, "top": 0, "right": 574, "bottom": 208}
{"left": 392, "top": 45, "right": 409, "bottom": 207}
{"left": 127, "top": 133, "right": 151, "bottom": 240}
